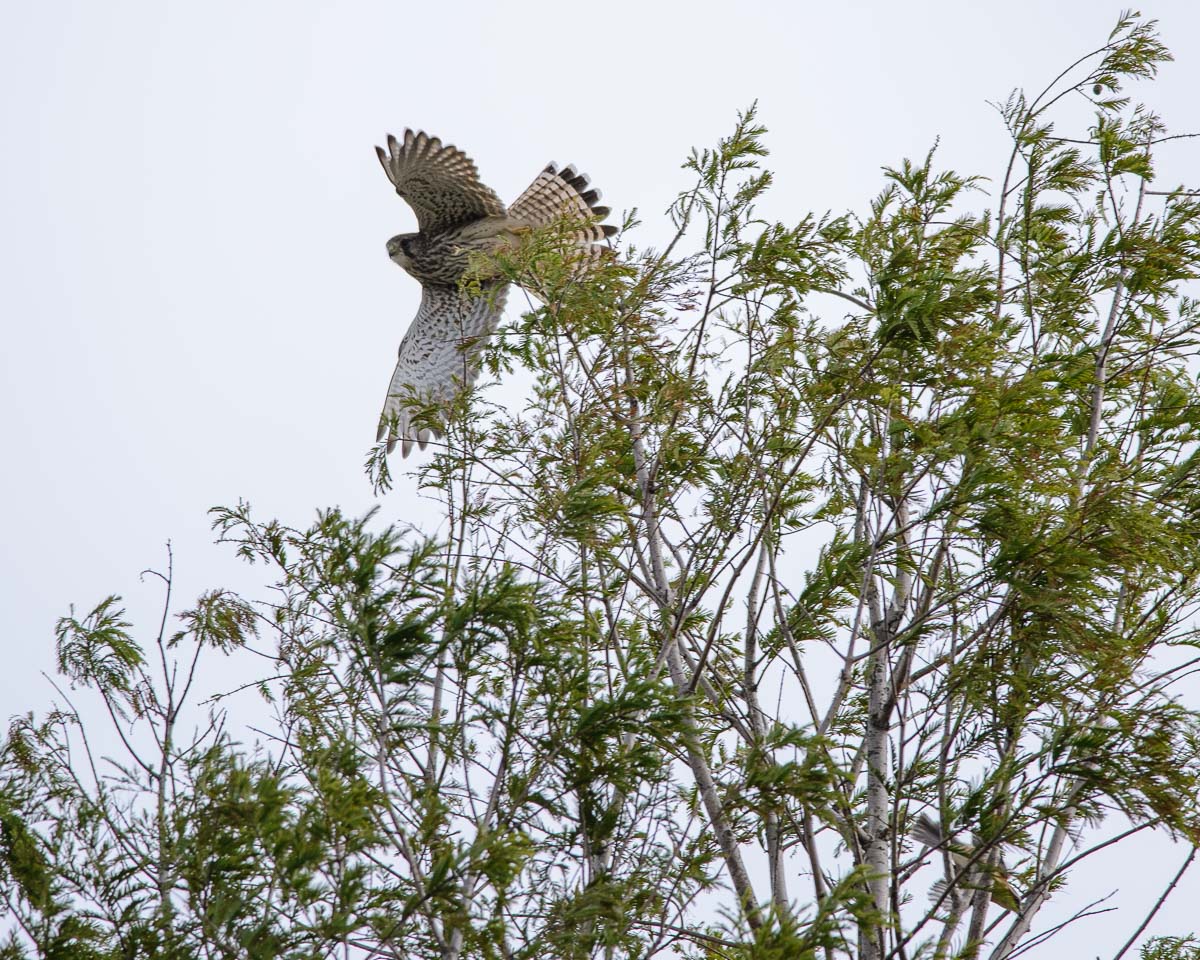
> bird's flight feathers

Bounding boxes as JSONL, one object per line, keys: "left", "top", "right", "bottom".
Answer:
{"left": 377, "top": 282, "right": 509, "bottom": 456}
{"left": 376, "top": 129, "right": 507, "bottom": 233}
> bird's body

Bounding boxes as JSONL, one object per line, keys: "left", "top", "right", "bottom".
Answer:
{"left": 386, "top": 217, "right": 523, "bottom": 286}
{"left": 374, "top": 130, "right": 616, "bottom": 455}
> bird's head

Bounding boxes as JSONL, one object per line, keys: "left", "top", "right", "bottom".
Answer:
{"left": 386, "top": 233, "right": 416, "bottom": 270}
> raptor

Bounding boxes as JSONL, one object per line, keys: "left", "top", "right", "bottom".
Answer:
{"left": 375, "top": 130, "right": 616, "bottom": 456}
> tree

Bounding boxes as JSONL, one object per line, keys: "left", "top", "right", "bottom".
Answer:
{"left": 4, "top": 12, "right": 1200, "bottom": 960}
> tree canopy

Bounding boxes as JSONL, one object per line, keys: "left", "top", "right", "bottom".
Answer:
{"left": 4, "top": 12, "right": 1200, "bottom": 960}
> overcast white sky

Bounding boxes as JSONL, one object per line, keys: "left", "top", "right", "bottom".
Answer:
{"left": 3, "top": 2, "right": 1200, "bottom": 954}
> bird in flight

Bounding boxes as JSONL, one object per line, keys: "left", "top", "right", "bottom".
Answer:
{"left": 911, "top": 813, "right": 1019, "bottom": 912}
{"left": 375, "top": 130, "right": 616, "bottom": 456}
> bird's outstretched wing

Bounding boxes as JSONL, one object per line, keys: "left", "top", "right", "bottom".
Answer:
{"left": 376, "top": 130, "right": 507, "bottom": 233}
{"left": 377, "top": 282, "right": 509, "bottom": 456}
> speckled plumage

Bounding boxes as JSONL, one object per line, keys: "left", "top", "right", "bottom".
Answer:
{"left": 375, "top": 129, "right": 616, "bottom": 456}
{"left": 376, "top": 282, "right": 508, "bottom": 456}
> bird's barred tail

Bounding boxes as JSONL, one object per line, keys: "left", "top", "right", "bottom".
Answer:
{"left": 911, "top": 814, "right": 945, "bottom": 849}
{"left": 509, "top": 163, "right": 618, "bottom": 265}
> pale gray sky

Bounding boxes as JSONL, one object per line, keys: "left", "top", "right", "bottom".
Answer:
{"left": 3, "top": 2, "right": 1199, "bottom": 954}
